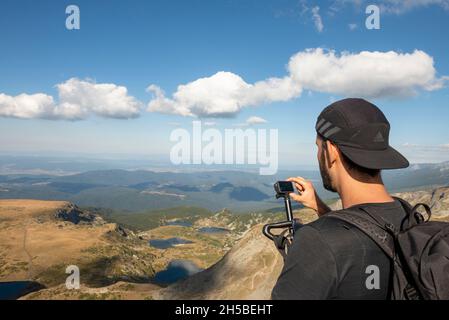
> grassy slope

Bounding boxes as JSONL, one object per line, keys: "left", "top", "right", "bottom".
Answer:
{"left": 0, "top": 200, "right": 156, "bottom": 288}
{"left": 97, "top": 206, "right": 212, "bottom": 231}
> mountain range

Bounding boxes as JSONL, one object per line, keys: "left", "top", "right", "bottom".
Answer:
{"left": 0, "top": 161, "right": 448, "bottom": 213}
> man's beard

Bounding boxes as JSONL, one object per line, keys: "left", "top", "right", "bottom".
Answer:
{"left": 319, "top": 150, "right": 337, "bottom": 193}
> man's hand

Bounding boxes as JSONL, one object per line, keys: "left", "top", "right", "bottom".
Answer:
{"left": 287, "top": 177, "right": 331, "bottom": 217}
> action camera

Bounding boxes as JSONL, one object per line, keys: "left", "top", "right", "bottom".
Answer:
{"left": 262, "top": 181, "right": 301, "bottom": 257}
{"left": 274, "top": 181, "right": 295, "bottom": 196}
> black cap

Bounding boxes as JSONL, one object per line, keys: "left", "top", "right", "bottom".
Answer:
{"left": 315, "top": 98, "right": 409, "bottom": 170}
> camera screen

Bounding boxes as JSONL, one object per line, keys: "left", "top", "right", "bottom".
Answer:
{"left": 277, "top": 181, "right": 294, "bottom": 192}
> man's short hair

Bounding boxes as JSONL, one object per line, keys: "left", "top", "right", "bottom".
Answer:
{"left": 318, "top": 133, "right": 380, "bottom": 178}
{"left": 340, "top": 152, "right": 380, "bottom": 178}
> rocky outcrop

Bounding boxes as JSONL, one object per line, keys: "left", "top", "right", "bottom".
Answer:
{"left": 54, "top": 203, "right": 105, "bottom": 225}
{"left": 431, "top": 187, "right": 449, "bottom": 215}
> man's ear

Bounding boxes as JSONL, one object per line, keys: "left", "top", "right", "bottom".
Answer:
{"left": 325, "top": 140, "right": 339, "bottom": 168}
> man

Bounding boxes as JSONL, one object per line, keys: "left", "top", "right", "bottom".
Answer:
{"left": 271, "top": 98, "right": 410, "bottom": 300}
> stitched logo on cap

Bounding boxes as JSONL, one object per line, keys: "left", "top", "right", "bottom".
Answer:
{"left": 373, "top": 131, "right": 385, "bottom": 143}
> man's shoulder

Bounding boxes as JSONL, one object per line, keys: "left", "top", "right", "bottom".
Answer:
{"left": 298, "top": 201, "right": 406, "bottom": 256}
{"left": 305, "top": 199, "right": 407, "bottom": 233}
{"left": 297, "top": 211, "right": 374, "bottom": 254}
{"left": 304, "top": 211, "right": 354, "bottom": 234}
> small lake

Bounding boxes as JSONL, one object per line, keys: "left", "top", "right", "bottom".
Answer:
{"left": 149, "top": 237, "right": 193, "bottom": 249}
{"left": 152, "top": 259, "right": 203, "bottom": 285}
{"left": 198, "top": 227, "right": 229, "bottom": 234}
{"left": 164, "top": 220, "right": 193, "bottom": 227}
{"left": 0, "top": 281, "right": 45, "bottom": 300}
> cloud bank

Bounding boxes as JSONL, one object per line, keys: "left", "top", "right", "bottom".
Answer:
{"left": 0, "top": 78, "right": 141, "bottom": 120}
{"left": 147, "top": 48, "right": 447, "bottom": 118}
{"left": 289, "top": 48, "right": 446, "bottom": 97}
{"left": 147, "top": 72, "right": 301, "bottom": 117}
{"left": 1, "top": 49, "right": 446, "bottom": 120}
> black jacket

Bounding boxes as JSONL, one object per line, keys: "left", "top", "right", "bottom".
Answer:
{"left": 271, "top": 200, "right": 406, "bottom": 300}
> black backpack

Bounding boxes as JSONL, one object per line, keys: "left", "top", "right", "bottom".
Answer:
{"left": 326, "top": 197, "right": 449, "bottom": 300}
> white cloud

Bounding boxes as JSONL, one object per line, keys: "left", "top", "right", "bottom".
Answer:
{"left": 147, "top": 71, "right": 302, "bottom": 118}
{"left": 147, "top": 73, "right": 248, "bottom": 117}
{"left": 0, "top": 93, "right": 56, "bottom": 119}
{"left": 379, "top": 0, "right": 449, "bottom": 14}
{"left": 311, "top": 6, "right": 324, "bottom": 32}
{"left": 296, "top": 1, "right": 325, "bottom": 32}
{"left": 348, "top": 23, "right": 358, "bottom": 30}
{"left": 246, "top": 116, "right": 268, "bottom": 125}
{"left": 402, "top": 142, "right": 449, "bottom": 150}
{"left": 56, "top": 78, "right": 141, "bottom": 119}
{"left": 147, "top": 48, "right": 447, "bottom": 117}
{"left": 3, "top": 49, "right": 446, "bottom": 121}
{"left": 399, "top": 142, "right": 449, "bottom": 163}
{"left": 233, "top": 116, "right": 268, "bottom": 128}
{"left": 288, "top": 48, "right": 446, "bottom": 98}
{"left": 402, "top": 142, "right": 419, "bottom": 147}
{"left": 0, "top": 78, "right": 142, "bottom": 120}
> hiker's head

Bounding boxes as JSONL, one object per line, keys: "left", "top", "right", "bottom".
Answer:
{"left": 316, "top": 134, "right": 381, "bottom": 192}
{"left": 315, "top": 98, "right": 409, "bottom": 192}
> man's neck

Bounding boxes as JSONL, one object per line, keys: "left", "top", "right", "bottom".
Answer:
{"left": 338, "top": 179, "right": 394, "bottom": 209}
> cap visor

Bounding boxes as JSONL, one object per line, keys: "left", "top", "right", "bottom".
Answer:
{"left": 338, "top": 145, "right": 409, "bottom": 170}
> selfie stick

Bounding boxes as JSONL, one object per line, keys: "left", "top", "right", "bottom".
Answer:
{"left": 263, "top": 192, "right": 296, "bottom": 241}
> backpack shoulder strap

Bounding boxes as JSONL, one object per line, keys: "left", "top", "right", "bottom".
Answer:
{"left": 392, "top": 196, "right": 412, "bottom": 211}
{"left": 325, "top": 208, "right": 396, "bottom": 259}
{"left": 393, "top": 196, "right": 432, "bottom": 228}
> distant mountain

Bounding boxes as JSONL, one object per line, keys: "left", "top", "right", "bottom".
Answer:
{"left": 0, "top": 170, "right": 293, "bottom": 211}
{"left": 229, "top": 187, "right": 270, "bottom": 201}
{"left": 166, "top": 184, "right": 201, "bottom": 192}
{"left": 0, "top": 161, "right": 448, "bottom": 212}
{"left": 382, "top": 161, "right": 449, "bottom": 191}
{"left": 209, "top": 182, "right": 234, "bottom": 193}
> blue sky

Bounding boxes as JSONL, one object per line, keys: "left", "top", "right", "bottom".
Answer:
{"left": 1, "top": 0, "right": 449, "bottom": 169}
